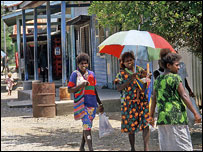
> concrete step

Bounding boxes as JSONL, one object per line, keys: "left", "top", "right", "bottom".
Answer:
{"left": 16, "top": 88, "right": 64, "bottom": 101}
{"left": 18, "top": 90, "right": 32, "bottom": 101}
{"left": 7, "top": 99, "right": 74, "bottom": 116}
{"left": 55, "top": 100, "right": 74, "bottom": 116}
{"left": 1, "top": 85, "right": 6, "bottom": 91}
{"left": 14, "top": 87, "right": 121, "bottom": 115}
{"left": 7, "top": 98, "right": 121, "bottom": 116}
{"left": 7, "top": 100, "right": 32, "bottom": 108}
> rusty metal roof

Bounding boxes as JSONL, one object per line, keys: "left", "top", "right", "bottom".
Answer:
{"left": 67, "top": 15, "right": 90, "bottom": 25}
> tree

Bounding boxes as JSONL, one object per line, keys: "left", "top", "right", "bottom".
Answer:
{"left": 1, "top": 4, "right": 14, "bottom": 59}
{"left": 88, "top": 1, "right": 202, "bottom": 61}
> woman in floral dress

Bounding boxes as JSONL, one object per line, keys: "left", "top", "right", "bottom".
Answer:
{"left": 115, "top": 51, "right": 150, "bottom": 151}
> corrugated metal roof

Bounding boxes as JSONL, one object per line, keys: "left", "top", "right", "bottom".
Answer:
{"left": 1, "top": 1, "right": 22, "bottom": 6}
{"left": 2, "top": 1, "right": 62, "bottom": 27}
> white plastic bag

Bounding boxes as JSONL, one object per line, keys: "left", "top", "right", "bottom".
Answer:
{"left": 99, "top": 112, "right": 114, "bottom": 138}
{"left": 75, "top": 70, "right": 88, "bottom": 86}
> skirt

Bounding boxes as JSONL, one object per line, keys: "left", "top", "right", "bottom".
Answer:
{"left": 158, "top": 125, "right": 193, "bottom": 151}
{"left": 81, "top": 107, "right": 97, "bottom": 130}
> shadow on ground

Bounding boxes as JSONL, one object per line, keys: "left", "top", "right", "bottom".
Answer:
{"left": 1, "top": 125, "right": 159, "bottom": 151}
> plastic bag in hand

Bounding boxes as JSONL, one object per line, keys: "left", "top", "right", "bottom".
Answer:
{"left": 99, "top": 112, "right": 114, "bottom": 138}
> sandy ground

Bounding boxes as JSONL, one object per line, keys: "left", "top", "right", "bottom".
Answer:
{"left": 1, "top": 73, "right": 202, "bottom": 151}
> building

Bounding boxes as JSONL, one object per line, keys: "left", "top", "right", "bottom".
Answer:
{"left": 2, "top": 1, "right": 202, "bottom": 107}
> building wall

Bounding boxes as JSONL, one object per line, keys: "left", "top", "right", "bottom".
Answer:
{"left": 72, "top": 5, "right": 108, "bottom": 87}
{"left": 178, "top": 49, "right": 202, "bottom": 107}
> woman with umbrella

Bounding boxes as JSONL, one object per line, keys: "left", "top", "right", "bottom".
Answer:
{"left": 114, "top": 51, "right": 151, "bottom": 151}
{"left": 99, "top": 29, "right": 178, "bottom": 151}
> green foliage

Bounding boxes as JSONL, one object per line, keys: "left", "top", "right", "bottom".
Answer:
{"left": 88, "top": 1, "right": 202, "bottom": 61}
{"left": 1, "top": 4, "right": 14, "bottom": 59}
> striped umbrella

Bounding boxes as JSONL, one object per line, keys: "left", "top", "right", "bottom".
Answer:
{"left": 99, "top": 30, "right": 176, "bottom": 61}
{"left": 98, "top": 30, "right": 176, "bottom": 103}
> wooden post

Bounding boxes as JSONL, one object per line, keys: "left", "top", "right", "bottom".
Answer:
{"left": 16, "top": 18, "right": 22, "bottom": 80}
{"left": 90, "top": 15, "right": 96, "bottom": 72}
{"left": 34, "top": 8, "right": 38, "bottom": 80}
{"left": 70, "top": 1, "right": 76, "bottom": 71}
{"left": 46, "top": 1, "right": 53, "bottom": 82}
{"left": 61, "top": 1, "right": 67, "bottom": 86}
{"left": 22, "top": 9, "right": 28, "bottom": 80}
{"left": 3, "top": 1, "right": 7, "bottom": 79}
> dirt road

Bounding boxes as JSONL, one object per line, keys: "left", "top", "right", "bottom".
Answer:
{"left": 1, "top": 88, "right": 202, "bottom": 151}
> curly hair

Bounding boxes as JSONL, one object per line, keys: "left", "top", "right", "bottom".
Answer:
{"left": 8, "top": 73, "right": 12, "bottom": 78}
{"left": 76, "top": 53, "right": 90, "bottom": 64}
{"left": 120, "top": 51, "right": 135, "bottom": 69}
{"left": 160, "top": 48, "right": 181, "bottom": 69}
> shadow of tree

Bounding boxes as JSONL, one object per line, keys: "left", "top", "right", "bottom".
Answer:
{"left": 1, "top": 125, "right": 160, "bottom": 151}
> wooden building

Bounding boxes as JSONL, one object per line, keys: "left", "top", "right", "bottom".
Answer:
{"left": 2, "top": 1, "right": 202, "bottom": 108}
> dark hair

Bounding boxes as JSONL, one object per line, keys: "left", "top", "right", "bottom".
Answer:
{"left": 120, "top": 51, "right": 135, "bottom": 69}
{"left": 160, "top": 48, "right": 181, "bottom": 69}
{"left": 76, "top": 52, "right": 90, "bottom": 64}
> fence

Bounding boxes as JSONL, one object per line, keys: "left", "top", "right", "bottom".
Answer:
{"left": 192, "top": 53, "right": 202, "bottom": 108}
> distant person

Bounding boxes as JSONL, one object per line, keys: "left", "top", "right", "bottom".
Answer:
{"left": 153, "top": 60, "right": 164, "bottom": 113}
{"left": 148, "top": 48, "right": 201, "bottom": 151}
{"left": 39, "top": 46, "right": 48, "bottom": 82}
{"left": 5, "top": 73, "right": 16, "bottom": 96}
{"left": 153, "top": 60, "right": 164, "bottom": 80}
{"left": 1, "top": 55, "right": 9, "bottom": 73}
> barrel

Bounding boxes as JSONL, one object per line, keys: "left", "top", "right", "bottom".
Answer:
{"left": 32, "top": 82, "right": 56, "bottom": 118}
{"left": 59, "top": 87, "right": 71, "bottom": 100}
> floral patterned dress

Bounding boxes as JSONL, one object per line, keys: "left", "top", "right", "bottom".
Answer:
{"left": 115, "top": 66, "right": 149, "bottom": 133}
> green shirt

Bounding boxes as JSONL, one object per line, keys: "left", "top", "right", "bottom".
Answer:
{"left": 154, "top": 73, "right": 188, "bottom": 125}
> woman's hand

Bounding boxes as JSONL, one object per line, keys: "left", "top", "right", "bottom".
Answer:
{"left": 147, "top": 73, "right": 152, "bottom": 79}
{"left": 189, "top": 91, "right": 195, "bottom": 97}
{"left": 131, "top": 73, "right": 137, "bottom": 80}
{"left": 147, "top": 116, "right": 155, "bottom": 127}
{"left": 81, "top": 81, "right": 89, "bottom": 88}
{"left": 98, "top": 104, "right": 104, "bottom": 114}
{"left": 194, "top": 113, "right": 202, "bottom": 123}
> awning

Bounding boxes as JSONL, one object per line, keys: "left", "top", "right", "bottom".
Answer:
{"left": 2, "top": 1, "right": 62, "bottom": 27}
{"left": 10, "top": 31, "right": 61, "bottom": 43}
{"left": 19, "top": 1, "right": 46, "bottom": 9}
{"left": 67, "top": 15, "right": 90, "bottom": 25}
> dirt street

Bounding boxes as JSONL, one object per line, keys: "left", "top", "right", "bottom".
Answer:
{"left": 1, "top": 88, "right": 202, "bottom": 151}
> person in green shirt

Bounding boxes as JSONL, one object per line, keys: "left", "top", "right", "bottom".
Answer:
{"left": 148, "top": 49, "right": 201, "bottom": 151}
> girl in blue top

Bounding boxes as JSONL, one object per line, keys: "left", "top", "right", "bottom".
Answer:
{"left": 68, "top": 53, "right": 104, "bottom": 151}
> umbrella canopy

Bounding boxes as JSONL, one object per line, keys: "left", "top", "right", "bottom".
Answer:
{"left": 1, "top": 50, "right": 6, "bottom": 58}
{"left": 99, "top": 30, "right": 176, "bottom": 61}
